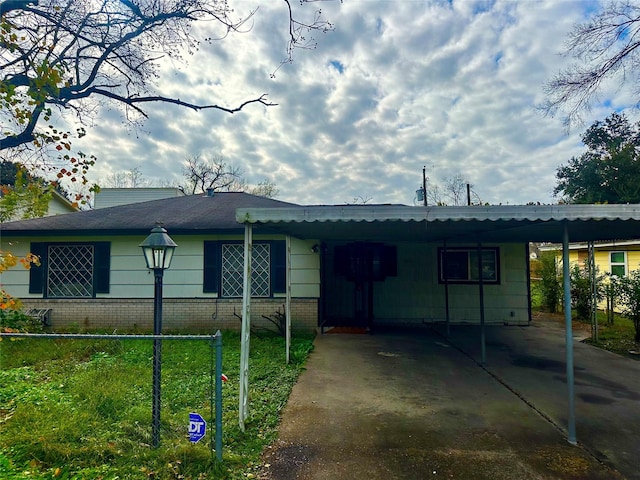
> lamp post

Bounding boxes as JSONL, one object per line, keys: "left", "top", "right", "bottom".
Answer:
{"left": 140, "top": 224, "right": 177, "bottom": 448}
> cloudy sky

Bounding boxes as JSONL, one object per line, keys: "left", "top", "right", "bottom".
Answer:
{"left": 71, "top": 0, "right": 631, "bottom": 206}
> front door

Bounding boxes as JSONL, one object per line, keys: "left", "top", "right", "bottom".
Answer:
{"left": 321, "top": 242, "right": 396, "bottom": 329}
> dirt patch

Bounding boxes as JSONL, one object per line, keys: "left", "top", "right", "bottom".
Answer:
{"left": 532, "top": 311, "right": 593, "bottom": 341}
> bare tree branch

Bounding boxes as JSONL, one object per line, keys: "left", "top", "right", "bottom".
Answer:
{"left": 542, "top": 1, "right": 640, "bottom": 130}
{"left": 1, "top": 0, "right": 335, "bottom": 153}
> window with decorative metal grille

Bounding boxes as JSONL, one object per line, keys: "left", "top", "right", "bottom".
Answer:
{"left": 47, "top": 245, "right": 94, "bottom": 298}
{"left": 29, "top": 242, "right": 111, "bottom": 297}
{"left": 221, "top": 243, "right": 270, "bottom": 297}
{"left": 203, "top": 240, "right": 286, "bottom": 297}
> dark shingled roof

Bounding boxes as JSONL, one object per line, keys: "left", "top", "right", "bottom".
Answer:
{"left": 0, "top": 192, "right": 299, "bottom": 237}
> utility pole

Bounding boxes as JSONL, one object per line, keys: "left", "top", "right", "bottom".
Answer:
{"left": 422, "top": 166, "right": 427, "bottom": 206}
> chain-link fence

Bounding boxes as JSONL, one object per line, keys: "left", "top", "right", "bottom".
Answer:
{"left": 0, "top": 331, "right": 223, "bottom": 477}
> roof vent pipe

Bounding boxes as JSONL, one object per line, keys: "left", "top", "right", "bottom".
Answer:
{"left": 206, "top": 188, "right": 215, "bottom": 197}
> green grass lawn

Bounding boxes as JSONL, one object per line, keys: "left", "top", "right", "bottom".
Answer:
{"left": 582, "top": 313, "right": 640, "bottom": 359}
{"left": 0, "top": 332, "right": 314, "bottom": 479}
{"left": 531, "top": 279, "right": 640, "bottom": 359}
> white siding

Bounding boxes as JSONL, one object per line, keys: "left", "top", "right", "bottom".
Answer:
{"left": 0, "top": 234, "right": 320, "bottom": 300}
{"left": 371, "top": 242, "right": 529, "bottom": 325}
{"left": 290, "top": 238, "right": 320, "bottom": 297}
{"left": 94, "top": 188, "right": 185, "bottom": 209}
{"left": 47, "top": 194, "right": 78, "bottom": 215}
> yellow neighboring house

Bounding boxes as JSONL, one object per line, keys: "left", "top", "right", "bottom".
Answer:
{"left": 563, "top": 241, "right": 640, "bottom": 277}
{"left": 541, "top": 240, "right": 640, "bottom": 312}
{"left": 541, "top": 240, "right": 640, "bottom": 277}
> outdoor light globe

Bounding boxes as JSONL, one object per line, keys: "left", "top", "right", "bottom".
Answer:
{"left": 139, "top": 225, "right": 178, "bottom": 270}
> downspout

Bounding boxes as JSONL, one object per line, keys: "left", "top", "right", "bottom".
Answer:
{"left": 562, "top": 222, "right": 577, "bottom": 445}
{"left": 239, "top": 223, "right": 253, "bottom": 432}
{"left": 286, "top": 235, "right": 292, "bottom": 364}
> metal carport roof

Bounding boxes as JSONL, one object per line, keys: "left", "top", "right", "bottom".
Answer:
{"left": 235, "top": 204, "right": 640, "bottom": 243}
{"left": 235, "top": 203, "right": 640, "bottom": 444}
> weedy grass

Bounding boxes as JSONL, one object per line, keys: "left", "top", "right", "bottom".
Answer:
{"left": 583, "top": 313, "right": 640, "bottom": 359}
{"left": 0, "top": 331, "right": 314, "bottom": 479}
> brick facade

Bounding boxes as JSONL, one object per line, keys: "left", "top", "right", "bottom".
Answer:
{"left": 20, "top": 298, "right": 318, "bottom": 333}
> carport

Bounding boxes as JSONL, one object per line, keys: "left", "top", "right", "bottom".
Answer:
{"left": 234, "top": 203, "right": 640, "bottom": 442}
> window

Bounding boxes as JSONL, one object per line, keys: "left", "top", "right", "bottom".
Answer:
{"left": 610, "top": 251, "right": 626, "bottom": 277}
{"left": 438, "top": 247, "right": 500, "bottom": 284}
{"left": 47, "top": 245, "right": 94, "bottom": 297}
{"left": 29, "top": 242, "right": 110, "bottom": 298}
{"left": 221, "top": 243, "right": 270, "bottom": 297}
{"left": 203, "top": 241, "right": 285, "bottom": 297}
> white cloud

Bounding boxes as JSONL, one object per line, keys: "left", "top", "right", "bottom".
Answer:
{"left": 68, "top": 0, "right": 632, "bottom": 206}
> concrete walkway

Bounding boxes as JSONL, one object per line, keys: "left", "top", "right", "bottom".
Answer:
{"left": 260, "top": 321, "right": 640, "bottom": 479}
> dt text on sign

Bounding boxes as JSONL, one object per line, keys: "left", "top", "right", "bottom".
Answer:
{"left": 188, "top": 412, "right": 207, "bottom": 443}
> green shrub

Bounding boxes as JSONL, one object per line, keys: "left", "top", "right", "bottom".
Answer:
{"left": 536, "top": 251, "right": 562, "bottom": 313}
{"left": 569, "top": 260, "right": 605, "bottom": 322}
{"left": 618, "top": 270, "right": 640, "bottom": 342}
{"left": 0, "top": 308, "right": 43, "bottom": 333}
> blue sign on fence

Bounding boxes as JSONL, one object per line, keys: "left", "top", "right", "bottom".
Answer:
{"left": 188, "top": 412, "right": 207, "bottom": 443}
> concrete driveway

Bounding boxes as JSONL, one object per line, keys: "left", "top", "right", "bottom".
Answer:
{"left": 260, "top": 320, "right": 640, "bottom": 480}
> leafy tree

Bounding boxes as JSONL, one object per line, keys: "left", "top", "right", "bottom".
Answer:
{"left": 604, "top": 273, "right": 623, "bottom": 326}
{"left": 0, "top": 249, "right": 39, "bottom": 316}
{"left": 0, "top": 160, "right": 19, "bottom": 185}
{"left": 618, "top": 269, "right": 640, "bottom": 342}
{"left": 569, "top": 260, "right": 605, "bottom": 322}
{"left": 542, "top": 1, "right": 640, "bottom": 129}
{"left": 554, "top": 112, "right": 640, "bottom": 203}
{"left": 533, "top": 251, "right": 562, "bottom": 313}
{"left": 0, "top": 167, "right": 51, "bottom": 221}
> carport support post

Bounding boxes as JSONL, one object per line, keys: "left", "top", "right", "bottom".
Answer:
{"left": 214, "top": 331, "right": 223, "bottom": 461}
{"left": 444, "top": 241, "right": 450, "bottom": 338}
{"left": 239, "top": 223, "right": 253, "bottom": 432}
{"left": 477, "top": 241, "right": 486, "bottom": 366}
{"left": 286, "top": 235, "right": 292, "bottom": 364}
{"left": 563, "top": 223, "right": 577, "bottom": 445}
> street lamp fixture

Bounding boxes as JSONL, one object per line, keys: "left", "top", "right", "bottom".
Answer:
{"left": 140, "top": 224, "right": 177, "bottom": 448}
{"left": 140, "top": 224, "right": 177, "bottom": 270}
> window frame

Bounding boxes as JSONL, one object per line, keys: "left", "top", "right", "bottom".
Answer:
{"left": 609, "top": 251, "right": 627, "bottom": 278}
{"left": 203, "top": 240, "right": 286, "bottom": 298}
{"left": 220, "top": 242, "right": 271, "bottom": 298}
{"left": 437, "top": 247, "right": 500, "bottom": 285}
{"left": 29, "top": 242, "right": 111, "bottom": 298}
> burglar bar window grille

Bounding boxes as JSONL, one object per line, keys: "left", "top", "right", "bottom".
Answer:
{"left": 221, "top": 243, "right": 270, "bottom": 297}
{"left": 47, "top": 245, "right": 94, "bottom": 298}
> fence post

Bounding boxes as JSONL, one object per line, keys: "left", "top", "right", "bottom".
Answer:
{"left": 215, "top": 331, "right": 223, "bottom": 462}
